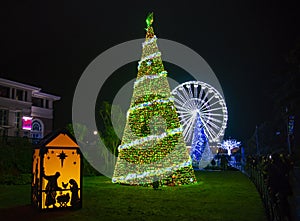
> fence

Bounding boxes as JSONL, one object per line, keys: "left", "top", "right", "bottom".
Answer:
{"left": 245, "top": 154, "right": 294, "bottom": 221}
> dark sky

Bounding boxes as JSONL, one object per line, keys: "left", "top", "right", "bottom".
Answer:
{"left": 1, "top": 1, "right": 299, "bottom": 142}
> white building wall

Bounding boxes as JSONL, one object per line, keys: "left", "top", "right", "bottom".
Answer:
{"left": 0, "top": 77, "right": 60, "bottom": 138}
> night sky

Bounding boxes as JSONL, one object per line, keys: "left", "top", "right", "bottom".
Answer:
{"left": 1, "top": 1, "right": 299, "bottom": 142}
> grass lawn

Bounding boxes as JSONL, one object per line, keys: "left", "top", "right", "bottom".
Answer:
{"left": 0, "top": 171, "right": 267, "bottom": 221}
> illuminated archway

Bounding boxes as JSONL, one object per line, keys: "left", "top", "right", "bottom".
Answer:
{"left": 31, "top": 119, "right": 44, "bottom": 139}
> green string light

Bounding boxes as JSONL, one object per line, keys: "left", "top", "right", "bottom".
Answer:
{"left": 112, "top": 13, "right": 197, "bottom": 186}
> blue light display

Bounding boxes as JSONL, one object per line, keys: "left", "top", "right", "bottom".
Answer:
{"left": 190, "top": 112, "right": 208, "bottom": 165}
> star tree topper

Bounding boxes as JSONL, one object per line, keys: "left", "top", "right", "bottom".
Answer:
{"left": 146, "top": 12, "right": 154, "bottom": 29}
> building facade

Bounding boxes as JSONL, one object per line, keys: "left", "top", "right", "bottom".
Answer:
{"left": 0, "top": 77, "right": 60, "bottom": 139}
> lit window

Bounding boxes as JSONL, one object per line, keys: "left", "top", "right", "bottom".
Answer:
{"left": 31, "top": 120, "right": 43, "bottom": 139}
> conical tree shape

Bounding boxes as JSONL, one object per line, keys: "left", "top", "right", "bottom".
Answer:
{"left": 112, "top": 13, "right": 196, "bottom": 185}
{"left": 191, "top": 112, "right": 213, "bottom": 169}
{"left": 198, "top": 142, "right": 214, "bottom": 169}
{"left": 191, "top": 112, "right": 208, "bottom": 164}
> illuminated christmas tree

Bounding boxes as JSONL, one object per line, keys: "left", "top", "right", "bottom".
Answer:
{"left": 190, "top": 112, "right": 208, "bottom": 166}
{"left": 112, "top": 13, "right": 196, "bottom": 185}
{"left": 198, "top": 141, "right": 214, "bottom": 169}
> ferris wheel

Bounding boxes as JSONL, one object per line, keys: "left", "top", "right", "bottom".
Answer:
{"left": 171, "top": 81, "right": 228, "bottom": 144}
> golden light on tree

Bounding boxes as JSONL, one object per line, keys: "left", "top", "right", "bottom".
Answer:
{"left": 31, "top": 129, "right": 82, "bottom": 210}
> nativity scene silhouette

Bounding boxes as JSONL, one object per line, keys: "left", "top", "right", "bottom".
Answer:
{"left": 42, "top": 169, "right": 80, "bottom": 209}
{"left": 31, "top": 129, "right": 82, "bottom": 210}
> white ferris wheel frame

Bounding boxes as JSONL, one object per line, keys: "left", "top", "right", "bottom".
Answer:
{"left": 171, "top": 81, "right": 228, "bottom": 143}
